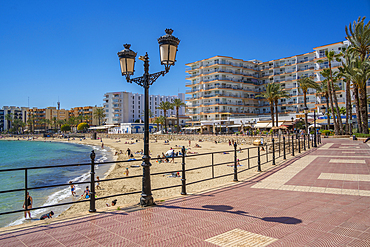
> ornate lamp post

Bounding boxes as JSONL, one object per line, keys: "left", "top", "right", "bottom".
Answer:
{"left": 291, "top": 117, "right": 294, "bottom": 134}
{"left": 117, "top": 29, "right": 180, "bottom": 206}
{"left": 313, "top": 109, "right": 317, "bottom": 147}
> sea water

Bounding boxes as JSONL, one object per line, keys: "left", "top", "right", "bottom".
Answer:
{"left": 0, "top": 140, "right": 113, "bottom": 227}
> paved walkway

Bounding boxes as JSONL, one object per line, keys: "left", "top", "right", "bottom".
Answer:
{"left": 1, "top": 138, "right": 370, "bottom": 246}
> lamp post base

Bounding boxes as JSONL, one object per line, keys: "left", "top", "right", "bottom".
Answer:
{"left": 140, "top": 195, "right": 155, "bottom": 207}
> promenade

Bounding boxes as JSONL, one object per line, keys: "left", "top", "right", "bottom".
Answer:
{"left": 1, "top": 138, "right": 370, "bottom": 246}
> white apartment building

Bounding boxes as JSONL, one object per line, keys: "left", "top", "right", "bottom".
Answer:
{"left": 0, "top": 106, "right": 29, "bottom": 131}
{"left": 186, "top": 41, "right": 355, "bottom": 126}
{"left": 104, "top": 92, "right": 185, "bottom": 125}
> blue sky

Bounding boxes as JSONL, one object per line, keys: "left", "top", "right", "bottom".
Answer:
{"left": 0, "top": 0, "right": 369, "bottom": 109}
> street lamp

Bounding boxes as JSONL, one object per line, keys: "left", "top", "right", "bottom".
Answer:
{"left": 291, "top": 117, "right": 294, "bottom": 134}
{"left": 117, "top": 29, "right": 180, "bottom": 206}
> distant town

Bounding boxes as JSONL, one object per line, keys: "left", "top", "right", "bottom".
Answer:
{"left": 1, "top": 40, "right": 368, "bottom": 136}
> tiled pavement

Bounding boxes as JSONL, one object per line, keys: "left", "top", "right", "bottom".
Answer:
{"left": 1, "top": 138, "right": 370, "bottom": 246}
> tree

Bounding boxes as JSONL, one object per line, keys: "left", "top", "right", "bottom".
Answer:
{"left": 156, "top": 101, "right": 173, "bottom": 132}
{"left": 140, "top": 109, "right": 154, "bottom": 123}
{"left": 77, "top": 122, "right": 89, "bottom": 132}
{"left": 256, "top": 83, "right": 278, "bottom": 127}
{"left": 298, "top": 76, "right": 320, "bottom": 133}
{"left": 93, "top": 108, "right": 105, "bottom": 126}
{"left": 5, "top": 113, "right": 13, "bottom": 131}
{"left": 12, "top": 119, "right": 25, "bottom": 133}
{"left": 171, "top": 99, "right": 186, "bottom": 133}
{"left": 345, "top": 16, "right": 370, "bottom": 134}
{"left": 61, "top": 124, "right": 71, "bottom": 132}
{"left": 27, "top": 115, "right": 35, "bottom": 133}
{"left": 316, "top": 81, "right": 331, "bottom": 130}
{"left": 153, "top": 116, "right": 165, "bottom": 131}
{"left": 273, "top": 84, "right": 290, "bottom": 128}
{"left": 318, "top": 50, "right": 344, "bottom": 135}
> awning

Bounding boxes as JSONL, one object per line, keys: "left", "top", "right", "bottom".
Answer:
{"left": 183, "top": 126, "right": 201, "bottom": 130}
{"left": 88, "top": 126, "right": 113, "bottom": 130}
{"left": 228, "top": 124, "right": 241, "bottom": 127}
{"left": 254, "top": 122, "right": 269, "bottom": 128}
{"left": 266, "top": 121, "right": 284, "bottom": 128}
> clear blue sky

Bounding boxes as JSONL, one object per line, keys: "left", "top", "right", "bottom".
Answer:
{"left": 0, "top": 0, "right": 369, "bottom": 109}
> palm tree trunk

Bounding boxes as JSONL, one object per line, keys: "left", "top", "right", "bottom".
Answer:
{"left": 354, "top": 84, "right": 362, "bottom": 133}
{"left": 359, "top": 87, "right": 369, "bottom": 134}
{"left": 345, "top": 79, "right": 351, "bottom": 135}
{"left": 332, "top": 85, "right": 344, "bottom": 135}
{"left": 274, "top": 99, "right": 278, "bottom": 128}
{"left": 164, "top": 110, "right": 167, "bottom": 133}
{"left": 303, "top": 91, "right": 308, "bottom": 134}
{"left": 326, "top": 96, "right": 330, "bottom": 130}
{"left": 327, "top": 80, "right": 339, "bottom": 134}
{"left": 176, "top": 107, "right": 180, "bottom": 133}
{"left": 270, "top": 103, "right": 274, "bottom": 127}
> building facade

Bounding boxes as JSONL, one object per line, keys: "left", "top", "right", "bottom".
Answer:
{"left": 104, "top": 92, "right": 185, "bottom": 125}
{"left": 27, "top": 107, "right": 69, "bottom": 132}
{"left": 185, "top": 41, "right": 357, "bottom": 127}
{"left": 0, "top": 106, "right": 29, "bottom": 132}
{"left": 69, "top": 106, "right": 102, "bottom": 126}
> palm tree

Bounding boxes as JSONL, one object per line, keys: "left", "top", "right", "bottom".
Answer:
{"left": 345, "top": 16, "right": 370, "bottom": 134}
{"left": 298, "top": 76, "right": 320, "bottom": 133}
{"left": 27, "top": 116, "right": 35, "bottom": 133}
{"left": 345, "top": 17, "right": 370, "bottom": 62}
{"left": 343, "top": 57, "right": 370, "bottom": 134}
{"left": 256, "top": 83, "right": 278, "bottom": 127}
{"left": 153, "top": 116, "right": 165, "bottom": 132}
{"left": 316, "top": 81, "right": 331, "bottom": 130}
{"left": 140, "top": 109, "right": 154, "bottom": 123}
{"left": 5, "top": 113, "right": 13, "bottom": 132}
{"left": 171, "top": 99, "right": 186, "bottom": 133}
{"left": 273, "top": 84, "right": 290, "bottom": 128}
{"left": 156, "top": 101, "right": 173, "bottom": 132}
{"left": 318, "top": 50, "right": 344, "bottom": 135}
{"left": 339, "top": 49, "right": 356, "bottom": 134}
{"left": 93, "top": 108, "right": 105, "bottom": 126}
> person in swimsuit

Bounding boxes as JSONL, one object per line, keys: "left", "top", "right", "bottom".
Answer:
{"left": 82, "top": 186, "right": 90, "bottom": 199}
{"left": 96, "top": 176, "right": 101, "bottom": 190}
{"left": 69, "top": 181, "right": 76, "bottom": 196}
{"left": 126, "top": 148, "right": 131, "bottom": 158}
{"left": 40, "top": 211, "right": 54, "bottom": 220}
{"left": 22, "top": 192, "right": 33, "bottom": 219}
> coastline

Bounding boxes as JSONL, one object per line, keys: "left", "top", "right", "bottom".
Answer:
{"left": 0, "top": 135, "right": 287, "bottom": 225}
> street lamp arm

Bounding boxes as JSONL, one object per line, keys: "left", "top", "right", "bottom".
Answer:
{"left": 129, "top": 71, "right": 167, "bottom": 87}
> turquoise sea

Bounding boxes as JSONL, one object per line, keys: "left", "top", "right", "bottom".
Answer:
{"left": 0, "top": 140, "right": 112, "bottom": 227}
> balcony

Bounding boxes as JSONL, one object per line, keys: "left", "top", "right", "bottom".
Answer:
{"left": 297, "top": 58, "right": 315, "bottom": 63}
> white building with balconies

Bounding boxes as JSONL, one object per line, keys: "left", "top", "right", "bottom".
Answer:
{"left": 104, "top": 91, "right": 185, "bottom": 125}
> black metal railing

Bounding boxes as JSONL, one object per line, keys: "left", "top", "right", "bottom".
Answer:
{"left": 0, "top": 134, "right": 321, "bottom": 216}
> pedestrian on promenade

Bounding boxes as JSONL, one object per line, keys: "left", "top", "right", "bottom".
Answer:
{"left": 364, "top": 137, "right": 370, "bottom": 143}
{"left": 23, "top": 192, "right": 33, "bottom": 219}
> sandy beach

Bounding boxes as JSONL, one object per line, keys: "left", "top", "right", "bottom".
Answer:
{"left": 1, "top": 134, "right": 291, "bottom": 222}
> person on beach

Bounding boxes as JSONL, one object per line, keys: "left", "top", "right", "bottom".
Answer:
{"left": 69, "top": 181, "right": 76, "bottom": 196}
{"left": 82, "top": 186, "right": 90, "bottom": 199}
{"left": 124, "top": 168, "right": 129, "bottom": 177}
{"left": 96, "top": 176, "right": 101, "bottom": 190}
{"left": 126, "top": 148, "right": 131, "bottom": 158}
{"left": 40, "top": 211, "right": 54, "bottom": 220}
{"left": 229, "top": 140, "right": 231, "bottom": 146}
{"left": 23, "top": 192, "right": 33, "bottom": 219}
{"left": 189, "top": 140, "right": 191, "bottom": 146}
{"left": 102, "top": 143, "right": 104, "bottom": 148}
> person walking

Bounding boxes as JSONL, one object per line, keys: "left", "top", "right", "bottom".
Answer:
{"left": 126, "top": 148, "right": 131, "bottom": 158}
{"left": 23, "top": 192, "right": 33, "bottom": 219}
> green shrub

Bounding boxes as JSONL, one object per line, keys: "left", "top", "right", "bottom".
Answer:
{"left": 77, "top": 122, "right": 89, "bottom": 131}
{"left": 354, "top": 133, "right": 370, "bottom": 138}
{"left": 61, "top": 124, "right": 71, "bottom": 132}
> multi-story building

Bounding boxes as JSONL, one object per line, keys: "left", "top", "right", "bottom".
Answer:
{"left": 104, "top": 92, "right": 185, "bottom": 125}
{"left": 27, "top": 107, "right": 69, "bottom": 132}
{"left": 69, "top": 106, "right": 102, "bottom": 126}
{"left": 186, "top": 41, "right": 354, "bottom": 128}
{"left": 0, "top": 106, "right": 29, "bottom": 131}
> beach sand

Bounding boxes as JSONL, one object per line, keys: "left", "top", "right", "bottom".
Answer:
{"left": 1, "top": 135, "right": 291, "bottom": 221}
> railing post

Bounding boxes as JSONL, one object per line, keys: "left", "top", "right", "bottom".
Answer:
{"left": 181, "top": 146, "right": 187, "bottom": 195}
{"left": 283, "top": 136, "right": 286, "bottom": 159}
{"left": 248, "top": 148, "right": 250, "bottom": 169}
{"left": 89, "top": 150, "right": 96, "bottom": 213}
{"left": 307, "top": 134, "right": 310, "bottom": 149}
{"left": 291, "top": 135, "right": 295, "bottom": 156}
{"left": 233, "top": 142, "right": 238, "bottom": 182}
{"left": 266, "top": 144, "right": 268, "bottom": 163}
{"left": 211, "top": 153, "right": 214, "bottom": 179}
{"left": 257, "top": 146, "right": 262, "bottom": 172}
{"left": 278, "top": 135, "right": 281, "bottom": 157}
{"left": 24, "top": 169, "right": 28, "bottom": 216}
{"left": 272, "top": 138, "right": 276, "bottom": 165}
{"left": 298, "top": 135, "right": 301, "bottom": 153}
{"left": 303, "top": 134, "right": 306, "bottom": 151}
